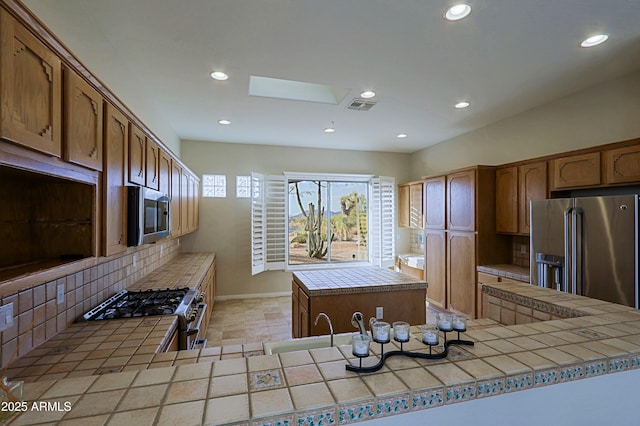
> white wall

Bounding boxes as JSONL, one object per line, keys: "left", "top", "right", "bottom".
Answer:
{"left": 180, "top": 141, "right": 411, "bottom": 297}
{"left": 409, "top": 70, "right": 640, "bottom": 178}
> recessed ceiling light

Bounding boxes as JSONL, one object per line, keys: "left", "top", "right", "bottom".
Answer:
{"left": 210, "top": 71, "right": 229, "bottom": 80}
{"left": 396, "top": 133, "right": 408, "bottom": 139}
{"left": 323, "top": 127, "right": 336, "bottom": 133}
{"left": 444, "top": 4, "right": 471, "bottom": 21}
{"left": 580, "top": 34, "right": 609, "bottom": 48}
{"left": 360, "top": 90, "right": 376, "bottom": 99}
{"left": 454, "top": 101, "right": 470, "bottom": 109}
{"left": 218, "top": 119, "right": 231, "bottom": 125}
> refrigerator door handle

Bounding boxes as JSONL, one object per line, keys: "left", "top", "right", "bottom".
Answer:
{"left": 563, "top": 207, "right": 573, "bottom": 293}
{"left": 574, "top": 207, "right": 584, "bottom": 296}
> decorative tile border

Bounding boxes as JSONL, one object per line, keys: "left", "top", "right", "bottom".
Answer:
{"left": 476, "top": 378, "right": 505, "bottom": 399}
{"left": 411, "top": 389, "right": 444, "bottom": 411}
{"left": 558, "top": 365, "right": 584, "bottom": 383}
{"left": 505, "top": 373, "right": 533, "bottom": 393}
{"left": 445, "top": 383, "right": 476, "bottom": 404}
{"left": 533, "top": 368, "right": 559, "bottom": 387}
{"left": 584, "top": 361, "right": 608, "bottom": 377}
{"left": 296, "top": 408, "right": 337, "bottom": 426}
{"left": 375, "top": 393, "right": 411, "bottom": 417}
{"left": 609, "top": 356, "right": 630, "bottom": 373}
{"left": 252, "top": 415, "right": 294, "bottom": 426}
{"left": 338, "top": 399, "right": 376, "bottom": 424}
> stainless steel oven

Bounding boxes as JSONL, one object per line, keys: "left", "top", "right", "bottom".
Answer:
{"left": 83, "top": 287, "right": 207, "bottom": 350}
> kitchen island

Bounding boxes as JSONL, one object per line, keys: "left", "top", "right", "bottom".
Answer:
{"left": 292, "top": 267, "right": 428, "bottom": 337}
{"left": 8, "top": 278, "right": 640, "bottom": 425}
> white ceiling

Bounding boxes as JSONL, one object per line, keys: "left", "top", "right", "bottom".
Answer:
{"left": 22, "top": 0, "right": 640, "bottom": 153}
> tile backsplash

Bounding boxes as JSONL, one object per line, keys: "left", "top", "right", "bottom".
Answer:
{"left": 0, "top": 238, "right": 181, "bottom": 369}
{"left": 409, "top": 228, "right": 424, "bottom": 254}
{"left": 511, "top": 236, "right": 530, "bottom": 268}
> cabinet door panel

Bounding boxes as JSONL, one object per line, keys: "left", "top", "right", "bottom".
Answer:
{"left": 447, "top": 170, "right": 475, "bottom": 231}
{"left": 424, "top": 176, "right": 446, "bottom": 229}
{"left": 64, "top": 69, "right": 103, "bottom": 170}
{"left": 409, "top": 183, "right": 423, "bottom": 228}
{"left": 518, "top": 162, "right": 547, "bottom": 234}
{"left": 159, "top": 148, "right": 171, "bottom": 196}
{"left": 170, "top": 160, "right": 182, "bottom": 236}
{"left": 128, "top": 124, "right": 145, "bottom": 185}
{"left": 425, "top": 229, "right": 446, "bottom": 310}
{"left": 552, "top": 152, "right": 600, "bottom": 189}
{"left": 102, "top": 103, "right": 128, "bottom": 256}
{"left": 0, "top": 11, "right": 62, "bottom": 156}
{"left": 605, "top": 145, "right": 640, "bottom": 184}
{"left": 398, "top": 184, "right": 410, "bottom": 227}
{"left": 447, "top": 232, "right": 476, "bottom": 318}
{"left": 145, "top": 138, "right": 159, "bottom": 190}
{"left": 495, "top": 167, "right": 518, "bottom": 233}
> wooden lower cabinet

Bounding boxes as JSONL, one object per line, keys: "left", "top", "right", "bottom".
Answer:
{"left": 292, "top": 279, "right": 426, "bottom": 338}
{"left": 197, "top": 258, "right": 217, "bottom": 338}
{"left": 424, "top": 229, "right": 446, "bottom": 310}
{"left": 477, "top": 272, "right": 500, "bottom": 319}
{"left": 447, "top": 231, "right": 476, "bottom": 318}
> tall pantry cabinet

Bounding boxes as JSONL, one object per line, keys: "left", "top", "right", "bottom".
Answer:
{"left": 424, "top": 166, "right": 510, "bottom": 318}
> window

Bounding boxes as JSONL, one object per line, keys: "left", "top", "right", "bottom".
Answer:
{"left": 251, "top": 172, "right": 395, "bottom": 274}
{"left": 202, "top": 174, "right": 226, "bottom": 198}
{"left": 236, "top": 175, "right": 251, "bottom": 198}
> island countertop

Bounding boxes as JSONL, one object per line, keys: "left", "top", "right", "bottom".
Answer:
{"left": 293, "top": 267, "right": 428, "bottom": 296}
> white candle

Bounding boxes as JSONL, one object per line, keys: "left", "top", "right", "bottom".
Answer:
{"left": 352, "top": 335, "right": 370, "bottom": 356}
{"left": 375, "top": 328, "right": 390, "bottom": 341}
{"left": 395, "top": 328, "right": 409, "bottom": 341}
{"left": 453, "top": 319, "right": 466, "bottom": 331}
{"left": 422, "top": 330, "right": 438, "bottom": 345}
{"left": 438, "top": 320, "right": 452, "bottom": 331}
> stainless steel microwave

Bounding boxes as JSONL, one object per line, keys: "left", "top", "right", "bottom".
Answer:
{"left": 127, "top": 186, "right": 170, "bottom": 246}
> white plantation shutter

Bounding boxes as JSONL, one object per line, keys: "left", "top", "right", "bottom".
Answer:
{"left": 251, "top": 172, "right": 286, "bottom": 275}
{"left": 369, "top": 176, "right": 396, "bottom": 268}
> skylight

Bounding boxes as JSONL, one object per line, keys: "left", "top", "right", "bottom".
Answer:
{"left": 249, "top": 76, "right": 350, "bottom": 105}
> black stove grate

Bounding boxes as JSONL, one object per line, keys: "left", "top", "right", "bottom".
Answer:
{"left": 85, "top": 288, "right": 190, "bottom": 320}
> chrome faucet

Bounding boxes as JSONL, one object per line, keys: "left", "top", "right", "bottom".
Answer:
{"left": 351, "top": 311, "right": 368, "bottom": 335}
{"left": 315, "top": 312, "right": 334, "bottom": 347}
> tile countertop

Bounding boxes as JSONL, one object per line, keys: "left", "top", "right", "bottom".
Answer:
{"left": 10, "top": 282, "right": 640, "bottom": 425}
{"left": 293, "top": 267, "right": 428, "bottom": 296}
{"left": 477, "top": 264, "right": 530, "bottom": 283}
{"left": 4, "top": 253, "right": 216, "bottom": 384}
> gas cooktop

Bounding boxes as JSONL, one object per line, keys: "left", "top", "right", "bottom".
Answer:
{"left": 83, "top": 288, "right": 191, "bottom": 321}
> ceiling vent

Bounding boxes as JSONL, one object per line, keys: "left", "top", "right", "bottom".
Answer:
{"left": 346, "top": 98, "right": 377, "bottom": 111}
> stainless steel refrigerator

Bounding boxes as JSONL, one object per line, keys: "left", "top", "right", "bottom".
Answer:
{"left": 530, "top": 194, "right": 639, "bottom": 308}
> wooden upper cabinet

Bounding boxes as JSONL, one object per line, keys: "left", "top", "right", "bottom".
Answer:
{"left": 102, "top": 103, "right": 128, "bottom": 256}
{"left": 158, "top": 148, "right": 171, "bottom": 196}
{"left": 63, "top": 69, "right": 103, "bottom": 171}
{"left": 409, "top": 183, "right": 423, "bottom": 228}
{"left": 128, "top": 124, "right": 145, "bottom": 185}
{"left": 518, "top": 161, "right": 547, "bottom": 234}
{"left": 551, "top": 152, "right": 601, "bottom": 190}
{"left": 423, "top": 176, "right": 446, "bottom": 230}
{"left": 495, "top": 167, "right": 518, "bottom": 234}
{"left": 398, "top": 184, "right": 410, "bottom": 227}
{"left": 604, "top": 144, "right": 640, "bottom": 184}
{"left": 145, "top": 138, "right": 160, "bottom": 190}
{"left": 190, "top": 174, "right": 199, "bottom": 231}
{"left": 170, "top": 160, "right": 182, "bottom": 236}
{"left": 0, "top": 9, "right": 62, "bottom": 157}
{"left": 447, "top": 169, "right": 475, "bottom": 231}
{"left": 181, "top": 168, "right": 190, "bottom": 233}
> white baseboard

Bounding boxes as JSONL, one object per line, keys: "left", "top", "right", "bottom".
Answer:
{"left": 215, "top": 291, "right": 292, "bottom": 301}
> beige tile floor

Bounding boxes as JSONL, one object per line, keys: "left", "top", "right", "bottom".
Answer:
{"left": 204, "top": 297, "right": 292, "bottom": 348}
